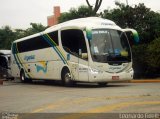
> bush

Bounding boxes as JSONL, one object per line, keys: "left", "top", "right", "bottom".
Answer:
{"left": 132, "top": 38, "right": 160, "bottom": 78}
{"left": 132, "top": 44, "right": 148, "bottom": 78}
{"left": 146, "top": 37, "right": 160, "bottom": 77}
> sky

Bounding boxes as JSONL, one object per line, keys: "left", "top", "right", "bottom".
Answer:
{"left": 0, "top": 0, "right": 160, "bottom": 29}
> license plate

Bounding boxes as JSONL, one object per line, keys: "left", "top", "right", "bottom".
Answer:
{"left": 112, "top": 76, "right": 119, "bottom": 80}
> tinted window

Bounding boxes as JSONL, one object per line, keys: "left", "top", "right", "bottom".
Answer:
{"left": 17, "top": 35, "right": 50, "bottom": 53}
{"left": 16, "top": 31, "right": 58, "bottom": 53}
{"left": 90, "top": 29, "right": 131, "bottom": 63}
{"left": 61, "top": 29, "right": 87, "bottom": 58}
{"left": 48, "top": 31, "right": 59, "bottom": 45}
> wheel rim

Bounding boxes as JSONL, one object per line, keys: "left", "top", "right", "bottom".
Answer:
{"left": 21, "top": 73, "right": 25, "bottom": 81}
{"left": 65, "top": 73, "right": 71, "bottom": 83}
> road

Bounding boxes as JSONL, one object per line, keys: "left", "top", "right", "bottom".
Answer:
{"left": 0, "top": 79, "right": 160, "bottom": 119}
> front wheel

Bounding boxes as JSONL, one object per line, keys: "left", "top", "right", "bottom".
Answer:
{"left": 20, "top": 70, "right": 26, "bottom": 83}
{"left": 20, "top": 70, "right": 32, "bottom": 83}
{"left": 62, "top": 69, "right": 74, "bottom": 87}
{"left": 98, "top": 82, "right": 108, "bottom": 87}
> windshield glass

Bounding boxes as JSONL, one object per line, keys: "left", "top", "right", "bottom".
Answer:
{"left": 89, "top": 29, "right": 131, "bottom": 63}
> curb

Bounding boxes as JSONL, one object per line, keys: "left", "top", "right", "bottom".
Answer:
{"left": 130, "top": 80, "right": 160, "bottom": 83}
{"left": 0, "top": 79, "right": 3, "bottom": 85}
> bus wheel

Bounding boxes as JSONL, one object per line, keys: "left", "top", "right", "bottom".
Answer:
{"left": 98, "top": 82, "right": 108, "bottom": 87}
{"left": 20, "top": 70, "right": 32, "bottom": 83}
{"left": 20, "top": 70, "right": 26, "bottom": 83}
{"left": 62, "top": 69, "right": 73, "bottom": 87}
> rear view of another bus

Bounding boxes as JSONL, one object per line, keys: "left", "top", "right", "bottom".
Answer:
{"left": 0, "top": 50, "right": 12, "bottom": 79}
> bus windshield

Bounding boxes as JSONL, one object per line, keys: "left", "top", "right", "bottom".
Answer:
{"left": 89, "top": 29, "right": 131, "bottom": 64}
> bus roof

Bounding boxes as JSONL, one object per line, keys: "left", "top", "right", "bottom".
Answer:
{"left": 13, "top": 17, "right": 121, "bottom": 43}
{"left": 45, "top": 17, "right": 121, "bottom": 32}
{"left": 0, "top": 50, "right": 11, "bottom": 55}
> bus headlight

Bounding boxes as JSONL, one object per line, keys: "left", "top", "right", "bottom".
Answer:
{"left": 90, "top": 68, "right": 103, "bottom": 74}
{"left": 126, "top": 68, "right": 133, "bottom": 73}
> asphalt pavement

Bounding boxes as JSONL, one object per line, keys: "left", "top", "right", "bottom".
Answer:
{"left": 0, "top": 79, "right": 160, "bottom": 119}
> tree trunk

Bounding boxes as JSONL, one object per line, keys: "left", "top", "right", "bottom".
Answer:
{"left": 86, "top": 0, "right": 103, "bottom": 15}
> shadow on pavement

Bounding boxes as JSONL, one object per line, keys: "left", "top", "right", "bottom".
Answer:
{"left": 3, "top": 79, "right": 131, "bottom": 88}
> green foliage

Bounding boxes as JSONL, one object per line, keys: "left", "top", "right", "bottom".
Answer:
{"left": 102, "top": 2, "right": 160, "bottom": 78}
{"left": 132, "top": 38, "right": 160, "bottom": 78}
{"left": 132, "top": 44, "right": 148, "bottom": 78}
{"left": 58, "top": 0, "right": 103, "bottom": 23}
{"left": 0, "top": 26, "right": 16, "bottom": 49}
{"left": 103, "top": 3, "right": 160, "bottom": 44}
{"left": 86, "top": 0, "right": 103, "bottom": 16}
{"left": 0, "top": 23, "right": 47, "bottom": 50}
{"left": 25, "top": 23, "right": 47, "bottom": 36}
{"left": 147, "top": 38, "right": 160, "bottom": 69}
{"left": 58, "top": 5, "right": 93, "bottom": 23}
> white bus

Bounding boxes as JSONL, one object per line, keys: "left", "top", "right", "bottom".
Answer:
{"left": 0, "top": 50, "right": 12, "bottom": 79}
{"left": 11, "top": 17, "right": 139, "bottom": 86}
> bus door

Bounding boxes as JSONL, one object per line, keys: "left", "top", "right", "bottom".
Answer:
{"left": 61, "top": 29, "right": 89, "bottom": 82}
{"left": 78, "top": 29, "right": 89, "bottom": 81}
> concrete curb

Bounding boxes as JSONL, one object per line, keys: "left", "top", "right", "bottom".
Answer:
{"left": 130, "top": 80, "right": 160, "bottom": 83}
{"left": 0, "top": 79, "right": 3, "bottom": 85}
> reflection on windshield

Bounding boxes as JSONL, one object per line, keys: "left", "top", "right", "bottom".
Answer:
{"left": 89, "top": 29, "right": 131, "bottom": 63}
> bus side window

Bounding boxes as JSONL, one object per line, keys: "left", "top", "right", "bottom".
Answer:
{"left": 48, "top": 31, "right": 59, "bottom": 45}
{"left": 61, "top": 29, "right": 88, "bottom": 60}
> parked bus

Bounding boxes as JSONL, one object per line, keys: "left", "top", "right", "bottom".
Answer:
{"left": 11, "top": 17, "right": 139, "bottom": 86}
{"left": 0, "top": 50, "right": 12, "bottom": 79}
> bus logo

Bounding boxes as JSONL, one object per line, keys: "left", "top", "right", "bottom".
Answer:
{"left": 36, "top": 61, "right": 48, "bottom": 73}
{"left": 24, "top": 55, "right": 35, "bottom": 61}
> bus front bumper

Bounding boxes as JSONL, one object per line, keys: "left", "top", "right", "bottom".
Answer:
{"left": 89, "top": 69, "right": 133, "bottom": 83}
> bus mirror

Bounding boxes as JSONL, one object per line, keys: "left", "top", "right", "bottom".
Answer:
{"left": 123, "top": 29, "right": 139, "bottom": 46}
{"left": 82, "top": 53, "right": 88, "bottom": 60}
{"left": 86, "top": 28, "right": 92, "bottom": 40}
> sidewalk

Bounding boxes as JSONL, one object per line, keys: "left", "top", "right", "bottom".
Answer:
{"left": 0, "top": 79, "right": 3, "bottom": 85}
{"left": 130, "top": 79, "right": 160, "bottom": 83}
{"left": 0, "top": 78, "right": 11, "bottom": 85}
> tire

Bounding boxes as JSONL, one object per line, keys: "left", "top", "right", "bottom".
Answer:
{"left": 20, "top": 70, "right": 32, "bottom": 83}
{"left": 98, "top": 82, "right": 108, "bottom": 87}
{"left": 62, "top": 69, "right": 73, "bottom": 87}
{"left": 20, "top": 70, "right": 26, "bottom": 83}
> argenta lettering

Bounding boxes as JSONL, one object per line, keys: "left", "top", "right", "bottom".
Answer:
{"left": 92, "top": 30, "right": 109, "bottom": 34}
{"left": 24, "top": 55, "right": 35, "bottom": 61}
{"left": 101, "top": 22, "right": 114, "bottom": 26}
{"left": 109, "top": 67, "right": 121, "bottom": 70}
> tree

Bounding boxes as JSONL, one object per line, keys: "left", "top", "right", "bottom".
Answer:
{"left": 58, "top": 0, "right": 103, "bottom": 23}
{"left": 0, "top": 23, "right": 47, "bottom": 49}
{"left": 103, "top": 3, "right": 160, "bottom": 44}
{"left": 24, "top": 23, "right": 48, "bottom": 36}
{"left": 58, "top": 5, "right": 93, "bottom": 23}
{"left": 132, "top": 44, "right": 148, "bottom": 78}
{"left": 146, "top": 37, "right": 160, "bottom": 75}
{"left": 0, "top": 26, "right": 16, "bottom": 49}
{"left": 86, "top": 0, "right": 103, "bottom": 15}
{"left": 102, "top": 2, "right": 160, "bottom": 78}
{"left": 132, "top": 37, "right": 160, "bottom": 78}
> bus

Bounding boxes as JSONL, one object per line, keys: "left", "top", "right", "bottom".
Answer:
{"left": 0, "top": 50, "right": 12, "bottom": 79}
{"left": 11, "top": 17, "right": 139, "bottom": 86}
